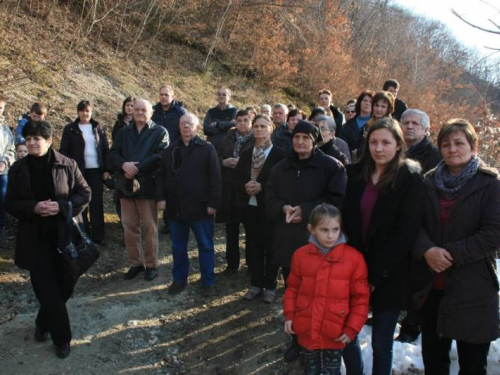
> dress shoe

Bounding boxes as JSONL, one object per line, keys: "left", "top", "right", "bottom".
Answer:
{"left": 222, "top": 266, "right": 238, "bottom": 277}
{"left": 144, "top": 267, "right": 157, "bottom": 281}
{"left": 395, "top": 332, "right": 420, "bottom": 343}
{"left": 56, "top": 342, "right": 71, "bottom": 359}
{"left": 168, "top": 281, "right": 187, "bottom": 295}
{"left": 123, "top": 266, "right": 145, "bottom": 280}
{"left": 201, "top": 284, "right": 217, "bottom": 297}
{"left": 243, "top": 287, "right": 262, "bottom": 300}
{"left": 263, "top": 289, "right": 277, "bottom": 304}
{"left": 34, "top": 325, "right": 48, "bottom": 342}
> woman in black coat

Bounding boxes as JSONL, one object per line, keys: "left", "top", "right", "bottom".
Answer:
{"left": 5, "top": 121, "right": 91, "bottom": 359}
{"left": 217, "top": 109, "right": 254, "bottom": 276}
{"left": 341, "top": 118, "right": 424, "bottom": 375}
{"left": 59, "top": 100, "right": 111, "bottom": 244}
{"left": 233, "top": 114, "right": 285, "bottom": 303}
{"left": 411, "top": 119, "right": 500, "bottom": 375}
{"left": 266, "top": 120, "right": 346, "bottom": 361}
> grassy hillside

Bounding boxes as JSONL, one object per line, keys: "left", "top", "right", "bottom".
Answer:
{"left": 0, "top": 3, "right": 295, "bottom": 145}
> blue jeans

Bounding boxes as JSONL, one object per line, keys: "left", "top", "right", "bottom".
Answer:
{"left": 371, "top": 309, "right": 400, "bottom": 375}
{"left": 0, "top": 174, "right": 8, "bottom": 229}
{"left": 169, "top": 218, "right": 215, "bottom": 286}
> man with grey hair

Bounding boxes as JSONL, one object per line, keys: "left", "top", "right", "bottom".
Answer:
{"left": 111, "top": 98, "right": 169, "bottom": 282}
{"left": 401, "top": 109, "right": 441, "bottom": 174}
{"left": 260, "top": 104, "right": 272, "bottom": 117}
{"left": 157, "top": 113, "right": 221, "bottom": 297}
{"left": 396, "top": 108, "right": 441, "bottom": 344}
{"left": 271, "top": 103, "right": 290, "bottom": 150}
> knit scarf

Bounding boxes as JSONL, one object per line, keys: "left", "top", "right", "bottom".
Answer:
{"left": 233, "top": 131, "right": 254, "bottom": 157}
{"left": 251, "top": 139, "right": 272, "bottom": 181}
{"left": 434, "top": 155, "right": 480, "bottom": 198}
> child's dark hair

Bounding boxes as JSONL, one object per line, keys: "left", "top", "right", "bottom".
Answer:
{"left": 309, "top": 203, "right": 341, "bottom": 227}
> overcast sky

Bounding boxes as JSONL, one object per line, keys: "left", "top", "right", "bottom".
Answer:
{"left": 394, "top": 0, "right": 500, "bottom": 57}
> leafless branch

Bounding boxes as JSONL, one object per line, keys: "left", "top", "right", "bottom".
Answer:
{"left": 452, "top": 9, "right": 500, "bottom": 35}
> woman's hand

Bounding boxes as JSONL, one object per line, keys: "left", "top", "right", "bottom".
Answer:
{"left": 102, "top": 172, "right": 110, "bottom": 180}
{"left": 222, "top": 157, "right": 239, "bottom": 168}
{"left": 283, "top": 205, "right": 302, "bottom": 224}
{"left": 424, "top": 247, "right": 453, "bottom": 273}
{"left": 207, "top": 207, "right": 217, "bottom": 215}
{"left": 245, "top": 181, "right": 262, "bottom": 196}
{"left": 34, "top": 200, "right": 60, "bottom": 217}
{"left": 335, "top": 333, "right": 352, "bottom": 344}
{"left": 157, "top": 200, "right": 166, "bottom": 210}
{"left": 284, "top": 320, "right": 295, "bottom": 335}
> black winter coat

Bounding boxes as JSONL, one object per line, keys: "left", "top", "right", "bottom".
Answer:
{"left": 267, "top": 149, "right": 346, "bottom": 267}
{"left": 233, "top": 145, "right": 286, "bottom": 212}
{"left": 338, "top": 117, "right": 365, "bottom": 156}
{"left": 411, "top": 164, "right": 500, "bottom": 344}
{"left": 272, "top": 124, "right": 293, "bottom": 155}
{"left": 406, "top": 136, "right": 442, "bottom": 174}
{"left": 342, "top": 161, "right": 424, "bottom": 310}
{"left": 59, "top": 118, "right": 112, "bottom": 173}
{"left": 319, "top": 139, "right": 349, "bottom": 165}
{"left": 216, "top": 129, "right": 254, "bottom": 222}
{"left": 203, "top": 105, "right": 238, "bottom": 150}
{"left": 151, "top": 101, "right": 187, "bottom": 145}
{"left": 111, "top": 120, "right": 169, "bottom": 199}
{"left": 156, "top": 136, "right": 221, "bottom": 221}
{"left": 112, "top": 114, "right": 131, "bottom": 142}
{"left": 5, "top": 150, "right": 91, "bottom": 271}
{"left": 393, "top": 98, "right": 407, "bottom": 121}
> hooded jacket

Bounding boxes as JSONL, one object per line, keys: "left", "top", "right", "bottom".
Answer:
{"left": 283, "top": 242, "right": 370, "bottom": 350}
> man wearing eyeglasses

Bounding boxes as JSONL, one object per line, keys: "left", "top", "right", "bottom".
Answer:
{"left": 344, "top": 100, "right": 356, "bottom": 121}
{"left": 203, "top": 86, "right": 238, "bottom": 150}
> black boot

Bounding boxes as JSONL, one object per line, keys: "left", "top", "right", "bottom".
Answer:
{"left": 284, "top": 334, "right": 301, "bottom": 362}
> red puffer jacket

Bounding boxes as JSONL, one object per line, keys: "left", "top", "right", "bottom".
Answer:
{"left": 283, "top": 243, "right": 370, "bottom": 350}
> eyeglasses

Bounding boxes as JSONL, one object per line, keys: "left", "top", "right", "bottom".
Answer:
{"left": 346, "top": 111, "right": 355, "bottom": 114}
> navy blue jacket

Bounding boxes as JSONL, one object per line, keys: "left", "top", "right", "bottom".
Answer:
{"left": 157, "top": 136, "right": 221, "bottom": 221}
{"left": 151, "top": 100, "right": 187, "bottom": 144}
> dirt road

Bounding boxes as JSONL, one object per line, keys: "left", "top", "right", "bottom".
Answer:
{"left": 0, "top": 191, "right": 302, "bottom": 375}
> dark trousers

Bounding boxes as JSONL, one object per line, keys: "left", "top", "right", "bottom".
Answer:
{"left": 225, "top": 201, "right": 245, "bottom": 270}
{"left": 302, "top": 348, "right": 342, "bottom": 375}
{"left": 0, "top": 174, "right": 7, "bottom": 229}
{"left": 243, "top": 205, "right": 278, "bottom": 290}
{"left": 82, "top": 169, "right": 104, "bottom": 242}
{"left": 30, "top": 241, "right": 77, "bottom": 346}
{"left": 421, "top": 289, "right": 491, "bottom": 375}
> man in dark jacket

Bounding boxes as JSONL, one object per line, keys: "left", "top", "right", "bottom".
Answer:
{"left": 157, "top": 113, "right": 221, "bottom": 297}
{"left": 318, "top": 89, "right": 345, "bottom": 135}
{"left": 203, "top": 86, "right": 238, "bottom": 150}
{"left": 396, "top": 108, "right": 442, "bottom": 343}
{"left": 271, "top": 103, "right": 291, "bottom": 152}
{"left": 111, "top": 99, "right": 169, "bottom": 282}
{"left": 151, "top": 84, "right": 186, "bottom": 145}
{"left": 383, "top": 79, "right": 407, "bottom": 121}
{"left": 402, "top": 109, "right": 442, "bottom": 174}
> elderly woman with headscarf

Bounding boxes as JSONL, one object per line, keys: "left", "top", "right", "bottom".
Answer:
{"left": 267, "top": 120, "right": 347, "bottom": 362}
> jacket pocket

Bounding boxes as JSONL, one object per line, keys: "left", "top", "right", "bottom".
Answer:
{"left": 321, "top": 301, "right": 350, "bottom": 339}
{"left": 293, "top": 298, "right": 311, "bottom": 335}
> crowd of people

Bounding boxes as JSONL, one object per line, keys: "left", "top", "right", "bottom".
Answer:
{"left": 1, "top": 77, "right": 499, "bottom": 375}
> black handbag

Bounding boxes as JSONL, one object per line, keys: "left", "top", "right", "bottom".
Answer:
{"left": 58, "top": 202, "right": 100, "bottom": 280}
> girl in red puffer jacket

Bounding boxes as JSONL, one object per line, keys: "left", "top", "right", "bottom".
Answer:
{"left": 284, "top": 204, "right": 370, "bottom": 374}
